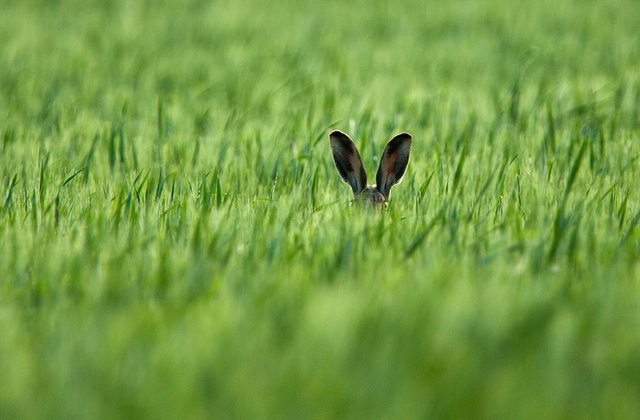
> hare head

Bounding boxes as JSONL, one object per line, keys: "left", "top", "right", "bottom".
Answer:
{"left": 330, "top": 130, "right": 412, "bottom": 206}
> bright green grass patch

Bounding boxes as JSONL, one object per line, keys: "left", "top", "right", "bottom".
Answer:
{"left": 1, "top": 0, "right": 640, "bottom": 418}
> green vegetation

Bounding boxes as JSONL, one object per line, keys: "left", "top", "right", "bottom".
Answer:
{"left": 1, "top": 0, "right": 640, "bottom": 418}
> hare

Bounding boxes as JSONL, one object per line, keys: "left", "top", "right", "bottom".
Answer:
{"left": 329, "top": 130, "right": 412, "bottom": 206}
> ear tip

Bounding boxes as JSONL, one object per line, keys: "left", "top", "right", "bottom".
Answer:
{"left": 392, "top": 132, "right": 412, "bottom": 149}
{"left": 329, "top": 129, "right": 347, "bottom": 138}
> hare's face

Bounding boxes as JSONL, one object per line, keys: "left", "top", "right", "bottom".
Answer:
{"left": 330, "top": 130, "right": 412, "bottom": 207}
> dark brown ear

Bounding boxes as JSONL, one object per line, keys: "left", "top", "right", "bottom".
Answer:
{"left": 376, "top": 133, "right": 412, "bottom": 199}
{"left": 329, "top": 130, "right": 367, "bottom": 196}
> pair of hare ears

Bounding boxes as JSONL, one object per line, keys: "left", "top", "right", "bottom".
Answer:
{"left": 330, "top": 130, "right": 412, "bottom": 198}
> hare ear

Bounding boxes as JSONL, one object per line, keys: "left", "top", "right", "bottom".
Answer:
{"left": 330, "top": 130, "right": 367, "bottom": 195}
{"left": 376, "top": 133, "right": 412, "bottom": 199}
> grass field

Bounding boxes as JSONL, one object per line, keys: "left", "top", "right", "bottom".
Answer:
{"left": 1, "top": 0, "right": 640, "bottom": 418}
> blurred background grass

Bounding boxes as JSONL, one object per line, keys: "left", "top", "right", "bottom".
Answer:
{"left": 1, "top": 0, "right": 640, "bottom": 418}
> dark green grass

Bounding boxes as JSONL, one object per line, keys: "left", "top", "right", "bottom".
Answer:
{"left": 1, "top": 0, "right": 640, "bottom": 418}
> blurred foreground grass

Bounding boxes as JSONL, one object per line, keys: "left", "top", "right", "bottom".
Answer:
{"left": 1, "top": 0, "right": 640, "bottom": 418}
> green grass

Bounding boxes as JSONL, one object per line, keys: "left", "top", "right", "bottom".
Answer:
{"left": 1, "top": 0, "right": 640, "bottom": 418}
